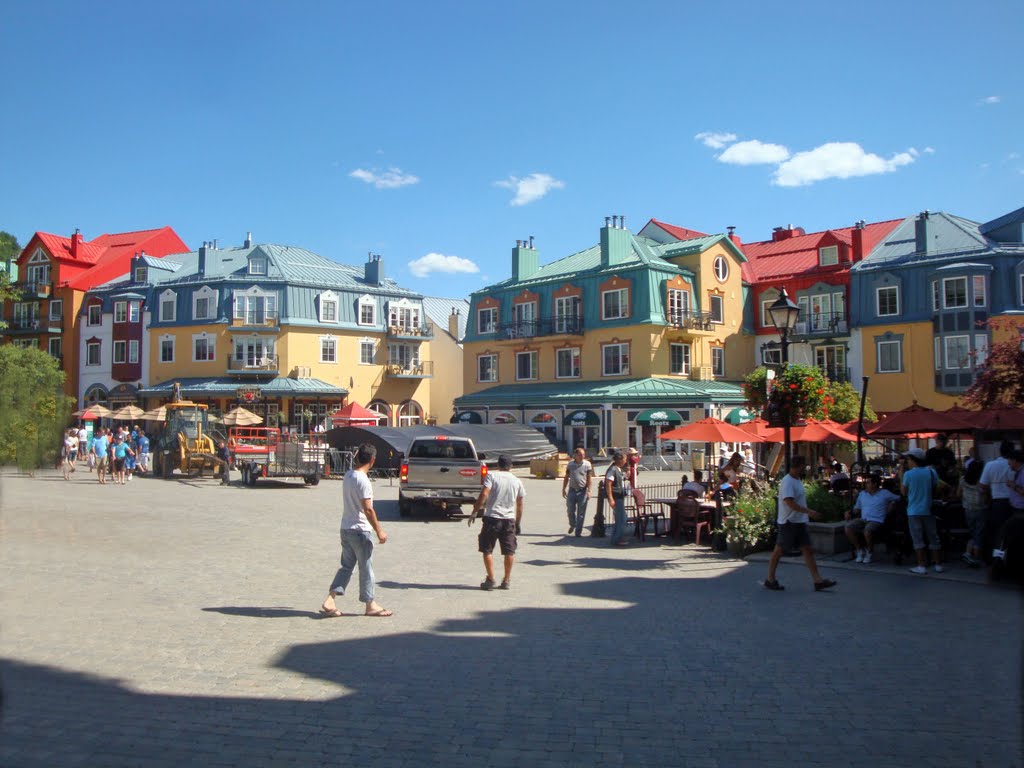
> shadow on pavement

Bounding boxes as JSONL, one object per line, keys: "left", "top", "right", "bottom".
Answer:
{"left": 201, "top": 606, "right": 321, "bottom": 619}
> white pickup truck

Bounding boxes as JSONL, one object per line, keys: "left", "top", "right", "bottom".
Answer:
{"left": 398, "top": 436, "right": 487, "bottom": 517}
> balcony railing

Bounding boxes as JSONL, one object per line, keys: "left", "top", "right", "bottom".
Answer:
{"left": 230, "top": 314, "right": 280, "bottom": 329}
{"left": 384, "top": 360, "right": 434, "bottom": 378}
{"left": 9, "top": 317, "right": 41, "bottom": 332}
{"left": 17, "top": 281, "right": 52, "bottom": 298}
{"left": 227, "top": 354, "right": 279, "bottom": 373}
{"left": 819, "top": 365, "right": 851, "bottom": 384}
{"left": 667, "top": 310, "right": 715, "bottom": 332}
{"left": 794, "top": 312, "right": 848, "bottom": 337}
{"left": 387, "top": 322, "right": 434, "bottom": 339}
{"left": 494, "top": 316, "right": 584, "bottom": 339}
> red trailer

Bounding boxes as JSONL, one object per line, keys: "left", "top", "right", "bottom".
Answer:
{"left": 228, "top": 427, "right": 324, "bottom": 487}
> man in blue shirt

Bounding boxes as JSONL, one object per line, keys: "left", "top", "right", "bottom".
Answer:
{"left": 136, "top": 429, "right": 150, "bottom": 474}
{"left": 845, "top": 473, "right": 899, "bottom": 563}
{"left": 901, "top": 448, "right": 943, "bottom": 574}
{"left": 91, "top": 431, "right": 110, "bottom": 485}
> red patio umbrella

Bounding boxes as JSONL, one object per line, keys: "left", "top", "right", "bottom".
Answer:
{"left": 737, "top": 418, "right": 783, "bottom": 442}
{"left": 659, "top": 417, "right": 766, "bottom": 444}
{"left": 331, "top": 402, "right": 385, "bottom": 427}
{"left": 973, "top": 405, "right": 1024, "bottom": 431}
{"left": 790, "top": 418, "right": 858, "bottom": 443}
{"left": 866, "top": 402, "right": 973, "bottom": 436}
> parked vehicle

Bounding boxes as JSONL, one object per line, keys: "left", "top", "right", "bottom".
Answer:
{"left": 399, "top": 436, "right": 486, "bottom": 517}
{"left": 229, "top": 427, "right": 324, "bottom": 487}
{"left": 153, "top": 399, "right": 227, "bottom": 482}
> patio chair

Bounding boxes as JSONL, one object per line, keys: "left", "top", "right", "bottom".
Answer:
{"left": 673, "top": 493, "right": 712, "bottom": 546}
{"left": 631, "top": 489, "right": 664, "bottom": 541}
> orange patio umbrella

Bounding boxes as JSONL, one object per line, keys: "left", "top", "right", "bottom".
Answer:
{"left": 659, "top": 417, "right": 767, "bottom": 444}
{"left": 789, "top": 418, "right": 858, "bottom": 443}
{"left": 737, "top": 418, "right": 783, "bottom": 442}
{"left": 331, "top": 402, "right": 385, "bottom": 427}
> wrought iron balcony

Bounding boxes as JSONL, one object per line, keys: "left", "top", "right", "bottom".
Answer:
{"left": 17, "top": 280, "right": 52, "bottom": 298}
{"left": 227, "top": 354, "right": 279, "bottom": 373}
{"left": 819, "top": 365, "right": 851, "bottom": 384}
{"left": 667, "top": 310, "right": 715, "bottom": 332}
{"left": 387, "top": 322, "right": 434, "bottom": 340}
{"left": 384, "top": 360, "right": 434, "bottom": 378}
{"left": 8, "top": 317, "right": 42, "bottom": 332}
{"left": 494, "top": 316, "right": 584, "bottom": 339}
{"left": 793, "top": 312, "right": 848, "bottom": 337}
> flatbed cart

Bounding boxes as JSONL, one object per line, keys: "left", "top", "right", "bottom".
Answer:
{"left": 229, "top": 427, "right": 325, "bottom": 487}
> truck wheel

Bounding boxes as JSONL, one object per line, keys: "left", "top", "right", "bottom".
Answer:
{"left": 398, "top": 494, "right": 412, "bottom": 517}
{"left": 307, "top": 475, "right": 320, "bottom": 486}
{"left": 161, "top": 454, "right": 174, "bottom": 479}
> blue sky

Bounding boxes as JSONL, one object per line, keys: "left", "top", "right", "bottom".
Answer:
{"left": 2, "top": 1, "right": 1020, "bottom": 299}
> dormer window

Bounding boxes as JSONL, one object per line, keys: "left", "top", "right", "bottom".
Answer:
{"left": 818, "top": 245, "right": 838, "bottom": 266}
{"left": 358, "top": 294, "right": 376, "bottom": 326}
{"left": 192, "top": 286, "right": 218, "bottom": 321}
{"left": 319, "top": 291, "right": 339, "bottom": 324}
{"left": 159, "top": 289, "right": 177, "bottom": 322}
{"left": 134, "top": 266, "right": 147, "bottom": 283}
{"left": 248, "top": 256, "right": 267, "bottom": 276}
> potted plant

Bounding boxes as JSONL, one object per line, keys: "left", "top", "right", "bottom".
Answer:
{"left": 721, "top": 486, "right": 776, "bottom": 557}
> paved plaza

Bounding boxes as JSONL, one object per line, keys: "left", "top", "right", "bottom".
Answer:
{"left": 0, "top": 466, "right": 1021, "bottom": 767}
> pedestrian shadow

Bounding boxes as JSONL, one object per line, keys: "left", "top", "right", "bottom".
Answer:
{"left": 376, "top": 580, "right": 480, "bottom": 591}
{"left": 201, "top": 606, "right": 322, "bottom": 619}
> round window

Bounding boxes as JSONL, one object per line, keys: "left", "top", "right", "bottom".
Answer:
{"left": 714, "top": 256, "right": 729, "bottom": 282}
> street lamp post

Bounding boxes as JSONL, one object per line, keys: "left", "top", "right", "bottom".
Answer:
{"left": 768, "top": 286, "right": 802, "bottom": 474}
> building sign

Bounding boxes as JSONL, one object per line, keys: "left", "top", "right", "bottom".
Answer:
{"left": 236, "top": 386, "right": 262, "bottom": 403}
{"left": 568, "top": 410, "right": 600, "bottom": 427}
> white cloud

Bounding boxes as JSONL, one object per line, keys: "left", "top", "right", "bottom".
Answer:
{"left": 348, "top": 167, "right": 420, "bottom": 189}
{"left": 1008, "top": 152, "right": 1021, "bottom": 160}
{"left": 407, "top": 252, "right": 480, "bottom": 279}
{"left": 772, "top": 142, "right": 916, "bottom": 187}
{"left": 979, "top": 95, "right": 1001, "bottom": 105}
{"left": 494, "top": 173, "right": 565, "bottom": 206}
{"left": 924, "top": 147, "right": 936, "bottom": 154}
{"left": 717, "top": 139, "right": 791, "bottom": 165}
{"left": 695, "top": 131, "right": 737, "bottom": 149}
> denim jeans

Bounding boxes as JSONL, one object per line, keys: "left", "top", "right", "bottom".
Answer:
{"left": 566, "top": 488, "right": 589, "bottom": 535}
{"left": 610, "top": 496, "right": 627, "bottom": 544}
{"left": 330, "top": 529, "right": 376, "bottom": 603}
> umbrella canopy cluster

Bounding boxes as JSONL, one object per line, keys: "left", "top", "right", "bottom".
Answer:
{"left": 221, "top": 407, "right": 263, "bottom": 426}
{"left": 866, "top": 402, "right": 1024, "bottom": 436}
{"left": 72, "top": 405, "right": 112, "bottom": 420}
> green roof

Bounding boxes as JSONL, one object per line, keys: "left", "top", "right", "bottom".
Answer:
{"left": 138, "top": 376, "right": 347, "bottom": 397}
{"left": 453, "top": 377, "right": 745, "bottom": 407}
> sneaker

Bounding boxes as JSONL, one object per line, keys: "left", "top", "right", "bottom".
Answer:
{"left": 498, "top": 580, "right": 510, "bottom": 590}
{"left": 480, "top": 578, "right": 495, "bottom": 591}
{"left": 992, "top": 548, "right": 1006, "bottom": 561}
{"left": 932, "top": 564, "right": 945, "bottom": 573}
{"left": 962, "top": 554, "right": 981, "bottom": 569}
{"left": 568, "top": 526, "right": 575, "bottom": 535}
{"left": 814, "top": 579, "right": 837, "bottom": 592}
{"left": 862, "top": 552, "right": 872, "bottom": 564}
{"left": 854, "top": 550, "right": 864, "bottom": 563}
{"left": 763, "top": 579, "right": 785, "bottom": 591}
{"left": 909, "top": 565, "right": 928, "bottom": 575}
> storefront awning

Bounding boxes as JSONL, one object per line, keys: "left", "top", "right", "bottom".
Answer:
{"left": 566, "top": 409, "right": 600, "bottom": 426}
{"left": 138, "top": 377, "right": 348, "bottom": 398}
{"left": 724, "top": 407, "right": 754, "bottom": 425}
{"left": 452, "top": 411, "right": 483, "bottom": 424}
{"left": 635, "top": 408, "right": 684, "bottom": 427}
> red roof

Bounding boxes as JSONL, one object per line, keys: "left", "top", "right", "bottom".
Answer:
{"left": 645, "top": 219, "right": 709, "bottom": 241}
{"left": 23, "top": 227, "right": 189, "bottom": 291}
{"left": 742, "top": 219, "right": 902, "bottom": 281}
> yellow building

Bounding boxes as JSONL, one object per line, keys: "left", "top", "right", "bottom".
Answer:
{"left": 455, "top": 217, "right": 752, "bottom": 452}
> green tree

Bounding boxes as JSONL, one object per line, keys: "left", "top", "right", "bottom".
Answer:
{"left": 0, "top": 230, "right": 20, "bottom": 262}
{"left": 0, "top": 231, "right": 23, "bottom": 330}
{"left": 0, "top": 345, "right": 72, "bottom": 470}
{"left": 743, "top": 364, "right": 874, "bottom": 422}
{"left": 822, "top": 380, "right": 876, "bottom": 424}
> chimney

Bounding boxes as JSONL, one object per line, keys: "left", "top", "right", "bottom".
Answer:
{"left": 600, "top": 214, "right": 631, "bottom": 267}
{"left": 244, "top": 231, "right": 253, "bottom": 249}
{"left": 726, "top": 225, "right": 742, "bottom": 247}
{"left": 70, "top": 228, "right": 83, "bottom": 259}
{"left": 512, "top": 238, "right": 539, "bottom": 281}
{"left": 198, "top": 242, "right": 208, "bottom": 276}
{"left": 915, "top": 210, "right": 931, "bottom": 254}
{"left": 851, "top": 220, "right": 867, "bottom": 262}
{"left": 364, "top": 253, "right": 384, "bottom": 285}
{"left": 448, "top": 307, "right": 460, "bottom": 339}
{"left": 771, "top": 225, "right": 805, "bottom": 242}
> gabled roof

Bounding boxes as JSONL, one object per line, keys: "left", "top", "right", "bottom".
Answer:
{"left": 422, "top": 296, "right": 471, "bottom": 340}
{"left": 743, "top": 219, "right": 902, "bottom": 281}
{"left": 640, "top": 219, "right": 709, "bottom": 243}
{"left": 979, "top": 205, "right": 1024, "bottom": 237}
{"left": 853, "top": 212, "right": 994, "bottom": 271}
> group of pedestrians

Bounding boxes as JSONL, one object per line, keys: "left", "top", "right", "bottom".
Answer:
{"left": 66, "top": 423, "right": 151, "bottom": 485}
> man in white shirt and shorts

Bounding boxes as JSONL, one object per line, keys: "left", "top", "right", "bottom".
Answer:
{"left": 472, "top": 455, "right": 525, "bottom": 590}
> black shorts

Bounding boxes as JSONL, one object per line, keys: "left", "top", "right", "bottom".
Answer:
{"left": 777, "top": 522, "right": 811, "bottom": 550}
{"left": 478, "top": 517, "right": 517, "bottom": 556}
{"left": 113, "top": 458, "right": 125, "bottom": 472}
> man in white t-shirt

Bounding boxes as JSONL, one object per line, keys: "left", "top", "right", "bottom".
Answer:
{"left": 764, "top": 455, "right": 836, "bottom": 592}
{"left": 77, "top": 426, "right": 88, "bottom": 456}
{"left": 980, "top": 440, "right": 1015, "bottom": 561}
{"left": 319, "top": 443, "right": 391, "bottom": 618}
{"left": 472, "top": 455, "right": 525, "bottom": 590}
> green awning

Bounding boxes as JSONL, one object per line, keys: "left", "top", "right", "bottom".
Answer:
{"left": 566, "top": 409, "right": 600, "bottom": 426}
{"left": 725, "top": 407, "right": 753, "bottom": 425}
{"left": 453, "top": 411, "right": 483, "bottom": 424}
{"left": 636, "top": 408, "right": 683, "bottom": 427}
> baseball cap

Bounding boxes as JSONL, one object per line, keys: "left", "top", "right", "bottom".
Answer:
{"left": 626, "top": 447, "right": 640, "bottom": 456}
{"left": 902, "top": 448, "right": 926, "bottom": 461}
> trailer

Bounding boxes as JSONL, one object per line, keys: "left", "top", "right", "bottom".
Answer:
{"left": 229, "top": 427, "right": 325, "bottom": 487}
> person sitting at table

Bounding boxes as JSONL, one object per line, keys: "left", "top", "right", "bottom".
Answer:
{"left": 722, "top": 452, "right": 748, "bottom": 491}
{"left": 829, "top": 464, "right": 851, "bottom": 493}
{"left": 682, "top": 470, "right": 708, "bottom": 499}
{"left": 845, "top": 473, "right": 899, "bottom": 563}
{"left": 712, "top": 471, "right": 736, "bottom": 501}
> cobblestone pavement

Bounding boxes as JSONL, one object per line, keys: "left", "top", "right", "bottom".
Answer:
{"left": 1, "top": 467, "right": 1021, "bottom": 767}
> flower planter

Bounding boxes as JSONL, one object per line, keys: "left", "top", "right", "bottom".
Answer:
{"left": 807, "top": 521, "right": 849, "bottom": 556}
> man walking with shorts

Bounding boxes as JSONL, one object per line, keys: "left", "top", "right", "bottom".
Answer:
{"left": 562, "top": 446, "right": 594, "bottom": 537}
{"left": 472, "top": 455, "right": 525, "bottom": 590}
{"left": 319, "top": 443, "right": 392, "bottom": 618}
{"left": 764, "top": 455, "right": 836, "bottom": 592}
{"left": 902, "top": 447, "right": 944, "bottom": 574}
